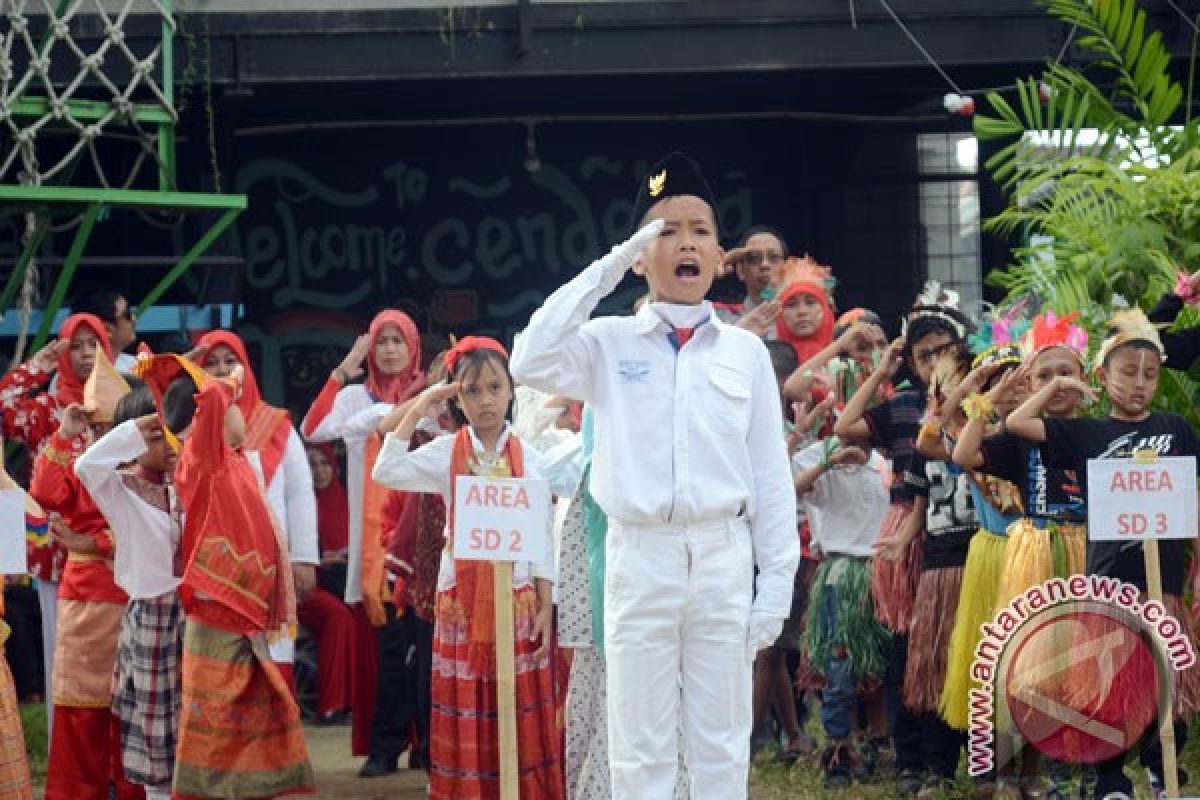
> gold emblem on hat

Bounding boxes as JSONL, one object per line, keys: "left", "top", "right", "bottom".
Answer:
{"left": 648, "top": 169, "right": 667, "bottom": 197}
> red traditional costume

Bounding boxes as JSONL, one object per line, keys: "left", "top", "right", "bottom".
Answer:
{"left": 138, "top": 354, "right": 315, "bottom": 799}
{"left": 31, "top": 430, "right": 141, "bottom": 800}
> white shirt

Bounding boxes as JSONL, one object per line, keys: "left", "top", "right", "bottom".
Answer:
{"left": 302, "top": 383, "right": 378, "bottom": 603}
{"left": 74, "top": 419, "right": 181, "bottom": 599}
{"left": 509, "top": 253, "right": 800, "bottom": 618}
{"left": 794, "top": 443, "right": 890, "bottom": 558}
{"left": 249, "top": 427, "right": 319, "bottom": 567}
{"left": 372, "top": 425, "right": 568, "bottom": 592}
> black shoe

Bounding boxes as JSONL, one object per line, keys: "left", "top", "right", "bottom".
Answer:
{"left": 407, "top": 748, "right": 429, "bottom": 772}
{"left": 820, "top": 740, "right": 855, "bottom": 790}
{"left": 896, "top": 768, "right": 926, "bottom": 797}
{"left": 359, "top": 753, "right": 399, "bottom": 778}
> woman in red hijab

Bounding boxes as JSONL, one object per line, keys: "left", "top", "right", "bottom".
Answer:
{"left": 775, "top": 279, "right": 835, "bottom": 365}
{"left": 196, "top": 330, "right": 320, "bottom": 686}
{"left": 296, "top": 442, "right": 356, "bottom": 724}
{"left": 0, "top": 313, "right": 114, "bottom": 733}
{"left": 300, "top": 309, "right": 425, "bottom": 767}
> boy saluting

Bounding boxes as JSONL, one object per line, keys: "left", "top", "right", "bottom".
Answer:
{"left": 511, "top": 153, "right": 799, "bottom": 800}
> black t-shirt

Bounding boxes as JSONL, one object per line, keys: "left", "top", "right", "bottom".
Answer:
{"left": 980, "top": 433, "right": 1085, "bottom": 523}
{"left": 904, "top": 455, "right": 976, "bottom": 569}
{"left": 1042, "top": 413, "right": 1200, "bottom": 595}
{"left": 864, "top": 390, "right": 926, "bottom": 503}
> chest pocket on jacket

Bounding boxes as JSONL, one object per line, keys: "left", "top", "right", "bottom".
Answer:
{"left": 708, "top": 364, "right": 752, "bottom": 435}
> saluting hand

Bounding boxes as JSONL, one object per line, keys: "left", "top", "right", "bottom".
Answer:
{"left": 334, "top": 334, "right": 371, "bottom": 383}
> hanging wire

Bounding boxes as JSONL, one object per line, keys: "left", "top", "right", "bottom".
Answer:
{"left": 876, "top": 0, "right": 965, "bottom": 95}
{"left": 1164, "top": 0, "right": 1200, "bottom": 36}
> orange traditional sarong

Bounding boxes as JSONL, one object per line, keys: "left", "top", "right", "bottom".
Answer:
{"left": 172, "top": 620, "right": 315, "bottom": 800}
{"left": 0, "top": 619, "right": 31, "bottom": 800}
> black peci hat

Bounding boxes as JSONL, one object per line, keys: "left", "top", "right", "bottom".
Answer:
{"left": 630, "top": 151, "right": 718, "bottom": 235}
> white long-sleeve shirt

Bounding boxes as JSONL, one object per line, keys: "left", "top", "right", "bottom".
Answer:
{"left": 254, "top": 427, "right": 319, "bottom": 567}
{"left": 509, "top": 254, "right": 800, "bottom": 618}
{"left": 372, "top": 425, "right": 569, "bottom": 592}
{"left": 794, "top": 443, "right": 890, "bottom": 558}
{"left": 74, "top": 419, "right": 180, "bottom": 599}
{"left": 301, "top": 384, "right": 378, "bottom": 603}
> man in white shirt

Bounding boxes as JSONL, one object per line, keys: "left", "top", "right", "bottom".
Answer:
{"left": 511, "top": 152, "right": 798, "bottom": 800}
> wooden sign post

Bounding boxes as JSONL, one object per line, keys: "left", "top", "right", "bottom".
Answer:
{"left": 454, "top": 474, "right": 551, "bottom": 800}
{"left": 1087, "top": 454, "right": 1198, "bottom": 799}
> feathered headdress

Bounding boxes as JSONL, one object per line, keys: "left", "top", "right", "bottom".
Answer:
{"left": 776, "top": 255, "right": 836, "bottom": 299}
{"left": 1024, "top": 311, "right": 1089, "bottom": 363}
{"left": 903, "top": 280, "right": 971, "bottom": 341}
{"left": 1095, "top": 308, "right": 1166, "bottom": 368}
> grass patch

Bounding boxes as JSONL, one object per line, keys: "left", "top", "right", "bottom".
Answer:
{"left": 19, "top": 703, "right": 46, "bottom": 782}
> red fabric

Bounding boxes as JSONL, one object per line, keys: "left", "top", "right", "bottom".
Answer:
{"left": 297, "top": 588, "right": 356, "bottom": 716}
{"left": 350, "top": 603, "right": 379, "bottom": 757}
{"left": 673, "top": 326, "right": 695, "bottom": 347}
{"left": 55, "top": 314, "right": 114, "bottom": 407}
{"left": 174, "top": 380, "right": 291, "bottom": 636}
{"left": 444, "top": 336, "right": 507, "bottom": 377}
{"left": 30, "top": 433, "right": 126, "bottom": 604}
{"left": 312, "top": 442, "right": 349, "bottom": 555}
{"left": 775, "top": 281, "right": 835, "bottom": 364}
{"left": 366, "top": 310, "right": 425, "bottom": 404}
{"left": 447, "top": 426, "right": 525, "bottom": 675}
{"left": 196, "top": 331, "right": 292, "bottom": 486}
{"left": 46, "top": 708, "right": 143, "bottom": 800}
{"left": 300, "top": 377, "right": 340, "bottom": 438}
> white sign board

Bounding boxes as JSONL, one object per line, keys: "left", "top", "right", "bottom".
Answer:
{"left": 1086, "top": 457, "right": 1198, "bottom": 541}
{"left": 453, "top": 476, "right": 550, "bottom": 563}
{"left": 0, "top": 489, "right": 28, "bottom": 575}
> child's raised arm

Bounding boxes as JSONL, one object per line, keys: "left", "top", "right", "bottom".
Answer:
{"left": 833, "top": 336, "right": 903, "bottom": 441}
{"left": 1004, "top": 376, "right": 1095, "bottom": 444}
{"left": 510, "top": 219, "right": 663, "bottom": 402}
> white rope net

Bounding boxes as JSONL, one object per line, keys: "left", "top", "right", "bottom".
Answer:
{"left": 1, "top": 0, "right": 178, "bottom": 190}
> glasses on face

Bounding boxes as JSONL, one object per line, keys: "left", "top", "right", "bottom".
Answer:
{"left": 741, "top": 251, "right": 785, "bottom": 268}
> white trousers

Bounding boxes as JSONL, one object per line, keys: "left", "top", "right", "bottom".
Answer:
{"left": 605, "top": 517, "right": 754, "bottom": 800}
{"left": 36, "top": 578, "right": 57, "bottom": 733}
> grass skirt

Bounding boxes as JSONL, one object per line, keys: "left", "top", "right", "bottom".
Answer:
{"left": 939, "top": 531, "right": 1007, "bottom": 730}
{"left": 869, "top": 501, "right": 922, "bottom": 633}
{"left": 902, "top": 566, "right": 963, "bottom": 713}
{"left": 994, "top": 520, "right": 1086, "bottom": 612}
{"left": 805, "top": 556, "right": 891, "bottom": 682}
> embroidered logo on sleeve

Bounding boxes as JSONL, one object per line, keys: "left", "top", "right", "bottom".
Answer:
{"left": 617, "top": 360, "right": 651, "bottom": 384}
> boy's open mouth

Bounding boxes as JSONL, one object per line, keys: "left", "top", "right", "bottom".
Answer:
{"left": 675, "top": 258, "right": 701, "bottom": 279}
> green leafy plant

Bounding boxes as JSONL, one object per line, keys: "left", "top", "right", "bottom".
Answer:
{"left": 974, "top": 0, "right": 1200, "bottom": 425}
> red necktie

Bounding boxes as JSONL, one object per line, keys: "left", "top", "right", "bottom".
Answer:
{"left": 672, "top": 326, "right": 695, "bottom": 349}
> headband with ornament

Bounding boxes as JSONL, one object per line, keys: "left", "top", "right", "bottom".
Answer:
{"left": 1095, "top": 308, "right": 1166, "bottom": 368}
{"left": 903, "top": 280, "right": 971, "bottom": 341}
{"left": 444, "top": 336, "right": 509, "bottom": 377}
{"left": 1024, "top": 311, "right": 1089, "bottom": 364}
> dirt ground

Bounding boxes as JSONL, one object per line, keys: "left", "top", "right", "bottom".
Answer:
{"left": 301, "top": 724, "right": 427, "bottom": 799}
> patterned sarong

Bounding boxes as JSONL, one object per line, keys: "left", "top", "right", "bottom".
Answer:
{"left": 172, "top": 619, "right": 315, "bottom": 799}
{"left": 430, "top": 585, "right": 564, "bottom": 800}
{"left": 111, "top": 592, "right": 184, "bottom": 788}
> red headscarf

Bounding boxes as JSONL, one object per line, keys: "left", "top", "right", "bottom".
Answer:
{"left": 776, "top": 282, "right": 835, "bottom": 365}
{"left": 309, "top": 442, "right": 348, "bottom": 555}
{"left": 56, "top": 313, "right": 114, "bottom": 406}
{"left": 196, "top": 330, "right": 292, "bottom": 486}
{"left": 366, "top": 311, "right": 425, "bottom": 404}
